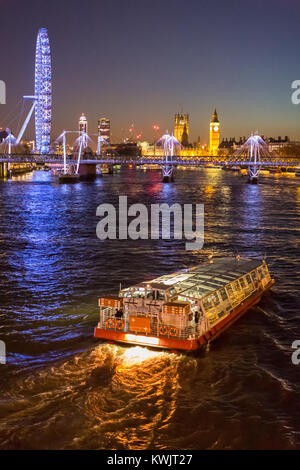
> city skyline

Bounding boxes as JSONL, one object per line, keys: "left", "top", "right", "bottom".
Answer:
{"left": 1, "top": 0, "right": 300, "bottom": 142}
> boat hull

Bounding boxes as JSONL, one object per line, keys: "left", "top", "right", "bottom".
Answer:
{"left": 58, "top": 174, "right": 80, "bottom": 183}
{"left": 94, "top": 280, "right": 274, "bottom": 351}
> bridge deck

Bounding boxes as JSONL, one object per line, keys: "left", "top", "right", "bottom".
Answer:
{"left": 0, "top": 154, "right": 300, "bottom": 167}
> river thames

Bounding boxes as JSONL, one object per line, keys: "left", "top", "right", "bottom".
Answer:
{"left": 0, "top": 167, "right": 299, "bottom": 449}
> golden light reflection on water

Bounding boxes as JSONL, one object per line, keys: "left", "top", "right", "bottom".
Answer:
{"left": 204, "top": 185, "right": 215, "bottom": 197}
{"left": 121, "top": 346, "right": 162, "bottom": 365}
{"left": 115, "top": 346, "right": 167, "bottom": 377}
{"left": 296, "top": 187, "right": 300, "bottom": 212}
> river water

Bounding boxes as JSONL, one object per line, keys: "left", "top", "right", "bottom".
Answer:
{"left": 0, "top": 167, "right": 299, "bottom": 449}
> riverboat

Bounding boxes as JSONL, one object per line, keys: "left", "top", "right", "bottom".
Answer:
{"left": 58, "top": 173, "right": 80, "bottom": 183}
{"left": 94, "top": 256, "right": 274, "bottom": 351}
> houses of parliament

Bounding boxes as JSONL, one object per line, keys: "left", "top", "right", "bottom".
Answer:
{"left": 173, "top": 110, "right": 220, "bottom": 157}
{"left": 141, "top": 110, "right": 221, "bottom": 157}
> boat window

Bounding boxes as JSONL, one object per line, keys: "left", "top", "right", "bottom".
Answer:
{"left": 257, "top": 268, "right": 264, "bottom": 280}
{"left": 133, "top": 292, "right": 142, "bottom": 298}
{"left": 157, "top": 291, "right": 165, "bottom": 300}
{"left": 202, "top": 296, "right": 213, "bottom": 310}
{"left": 232, "top": 281, "right": 241, "bottom": 292}
{"left": 226, "top": 284, "right": 234, "bottom": 298}
{"left": 214, "top": 277, "right": 229, "bottom": 283}
{"left": 123, "top": 291, "right": 134, "bottom": 298}
{"left": 262, "top": 267, "right": 268, "bottom": 278}
{"left": 239, "top": 277, "right": 246, "bottom": 289}
{"left": 146, "top": 290, "right": 155, "bottom": 299}
{"left": 246, "top": 274, "right": 252, "bottom": 285}
{"left": 210, "top": 293, "right": 220, "bottom": 306}
{"left": 219, "top": 288, "right": 228, "bottom": 302}
{"left": 262, "top": 264, "right": 269, "bottom": 276}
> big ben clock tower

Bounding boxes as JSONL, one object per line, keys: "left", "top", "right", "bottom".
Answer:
{"left": 209, "top": 109, "right": 220, "bottom": 156}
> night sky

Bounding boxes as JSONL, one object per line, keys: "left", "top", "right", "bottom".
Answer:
{"left": 1, "top": 0, "right": 300, "bottom": 143}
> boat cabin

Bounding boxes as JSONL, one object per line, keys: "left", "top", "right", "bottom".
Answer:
{"left": 95, "top": 257, "right": 273, "bottom": 348}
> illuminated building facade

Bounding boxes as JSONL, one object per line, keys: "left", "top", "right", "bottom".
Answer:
{"left": 267, "top": 136, "right": 290, "bottom": 152}
{"left": 98, "top": 118, "right": 110, "bottom": 143}
{"left": 141, "top": 110, "right": 222, "bottom": 157}
{"left": 218, "top": 137, "right": 246, "bottom": 156}
{"left": 209, "top": 109, "right": 220, "bottom": 156}
{"left": 28, "top": 140, "right": 35, "bottom": 152}
{"left": 179, "top": 144, "right": 209, "bottom": 157}
{"left": 174, "top": 113, "right": 189, "bottom": 145}
{"left": 55, "top": 141, "right": 72, "bottom": 155}
{"left": 79, "top": 113, "right": 88, "bottom": 134}
{"left": 141, "top": 140, "right": 209, "bottom": 157}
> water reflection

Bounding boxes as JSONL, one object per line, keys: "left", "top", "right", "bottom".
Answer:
{"left": 0, "top": 168, "right": 300, "bottom": 449}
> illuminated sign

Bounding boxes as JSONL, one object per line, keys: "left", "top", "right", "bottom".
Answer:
{"left": 125, "top": 334, "right": 159, "bottom": 345}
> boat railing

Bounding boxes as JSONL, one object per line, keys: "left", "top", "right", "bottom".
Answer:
{"left": 99, "top": 271, "right": 272, "bottom": 337}
{"left": 98, "top": 308, "right": 206, "bottom": 341}
{"left": 99, "top": 309, "right": 130, "bottom": 331}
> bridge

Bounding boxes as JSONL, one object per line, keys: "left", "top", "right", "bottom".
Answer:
{"left": 0, "top": 153, "right": 300, "bottom": 167}
{"left": 1, "top": 152, "right": 299, "bottom": 181}
{"left": 1, "top": 133, "right": 299, "bottom": 183}
{"left": 1, "top": 29, "right": 297, "bottom": 183}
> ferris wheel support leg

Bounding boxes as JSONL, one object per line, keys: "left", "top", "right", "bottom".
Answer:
{"left": 63, "top": 131, "right": 67, "bottom": 174}
{"left": 16, "top": 101, "right": 36, "bottom": 145}
{"left": 76, "top": 140, "right": 83, "bottom": 174}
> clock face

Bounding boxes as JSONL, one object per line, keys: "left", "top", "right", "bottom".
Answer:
{"left": 214, "top": 126, "right": 219, "bottom": 132}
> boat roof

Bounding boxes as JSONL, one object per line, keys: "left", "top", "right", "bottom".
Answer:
{"left": 141, "top": 257, "right": 263, "bottom": 300}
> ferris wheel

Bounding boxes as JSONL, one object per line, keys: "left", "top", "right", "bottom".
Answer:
{"left": 16, "top": 28, "right": 52, "bottom": 154}
{"left": 35, "top": 28, "right": 52, "bottom": 154}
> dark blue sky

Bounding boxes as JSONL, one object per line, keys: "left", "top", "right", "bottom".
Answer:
{"left": 1, "top": 0, "right": 300, "bottom": 143}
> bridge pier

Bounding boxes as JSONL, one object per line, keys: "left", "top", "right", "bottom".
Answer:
{"left": 0, "top": 162, "right": 8, "bottom": 179}
{"left": 162, "top": 164, "right": 174, "bottom": 183}
{"left": 78, "top": 163, "right": 97, "bottom": 180}
{"left": 248, "top": 165, "right": 259, "bottom": 184}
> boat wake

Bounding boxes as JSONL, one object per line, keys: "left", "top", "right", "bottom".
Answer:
{"left": 0, "top": 344, "right": 192, "bottom": 450}
{"left": 0, "top": 339, "right": 298, "bottom": 450}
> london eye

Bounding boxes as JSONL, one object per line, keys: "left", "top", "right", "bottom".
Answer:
{"left": 34, "top": 28, "right": 52, "bottom": 154}
{"left": 14, "top": 28, "right": 52, "bottom": 154}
